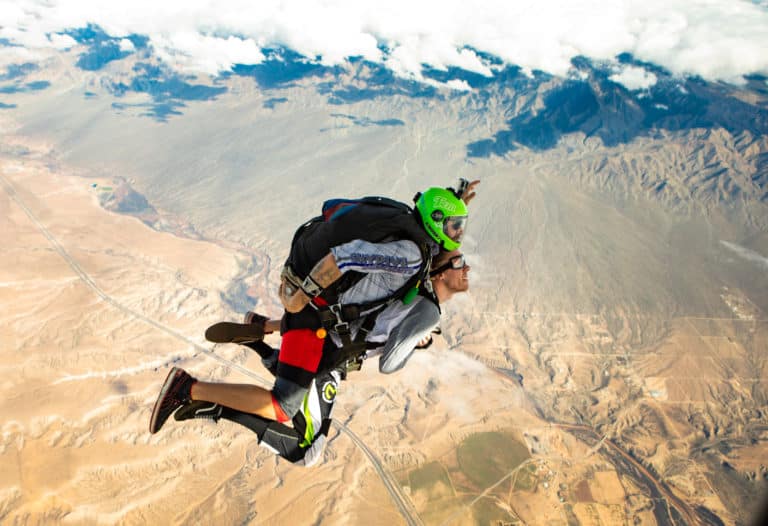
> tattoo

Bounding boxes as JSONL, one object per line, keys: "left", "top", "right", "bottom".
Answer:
{"left": 310, "top": 253, "right": 342, "bottom": 288}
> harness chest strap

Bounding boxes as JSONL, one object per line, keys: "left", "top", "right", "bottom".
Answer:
{"left": 312, "top": 242, "right": 434, "bottom": 374}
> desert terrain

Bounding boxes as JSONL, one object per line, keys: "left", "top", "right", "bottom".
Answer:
{"left": 1, "top": 41, "right": 767, "bottom": 525}
{"left": 0, "top": 133, "right": 571, "bottom": 525}
{"left": 2, "top": 116, "right": 767, "bottom": 525}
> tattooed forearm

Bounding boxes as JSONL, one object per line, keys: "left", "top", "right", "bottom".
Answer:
{"left": 309, "top": 252, "right": 342, "bottom": 288}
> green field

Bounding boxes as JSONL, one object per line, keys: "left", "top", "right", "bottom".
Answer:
{"left": 399, "top": 430, "right": 534, "bottom": 525}
{"left": 457, "top": 431, "right": 532, "bottom": 489}
{"left": 409, "top": 461, "right": 454, "bottom": 494}
{"left": 512, "top": 463, "right": 538, "bottom": 491}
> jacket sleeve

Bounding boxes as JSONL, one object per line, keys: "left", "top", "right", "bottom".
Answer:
{"left": 377, "top": 298, "right": 441, "bottom": 374}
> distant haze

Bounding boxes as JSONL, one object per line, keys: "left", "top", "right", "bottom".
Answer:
{"left": 2, "top": 0, "right": 768, "bottom": 87}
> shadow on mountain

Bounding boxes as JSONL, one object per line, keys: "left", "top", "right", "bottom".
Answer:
{"left": 0, "top": 70, "right": 50, "bottom": 112}
{"left": 467, "top": 56, "right": 768, "bottom": 157}
{"left": 421, "top": 51, "right": 523, "bottom": 90}
{"left": 0, "top": 81, "right": 50, "bottom": 94}
{"left": 231, "top": 48, "right": 337, "bottom": 89}
{"left": 35, "top": 25, "right": 226, "bottom": 121}
{"left": 64, "top": 24, "right": 149, "bottom": 71}
{"left": 1, "top": 62, "right": 49, "bottom": 99}
{"left": 318, "top": 58, "right": 440, "bottom": 104}
{"left": 108, "top": 62, "right": 227, "bottom": 122}
{"left": 0, "top": 63, "right": 39, "bottom": 81}
{"left": 263, "top": 97, "right": 288, "bottom": 109}
{"left": 112, "top": 101, "right": 186, "bottom": 121}
{"left": 323, "top": 113, "right": 404, "bottom": 130}
{"left": 231, "top": 48, "right": 433, "bottom": 112}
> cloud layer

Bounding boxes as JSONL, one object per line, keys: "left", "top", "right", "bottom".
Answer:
{"left": 2, "top": 0, "right": 767, "bottom": 85}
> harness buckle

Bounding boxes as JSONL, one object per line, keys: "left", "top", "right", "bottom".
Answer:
{"left": 328, "top": 304, "right": 350, "bottom": 334}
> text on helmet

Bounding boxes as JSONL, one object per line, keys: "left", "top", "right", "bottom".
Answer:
{"left": 433, "top": 195, "right": 458, "bottom": 214}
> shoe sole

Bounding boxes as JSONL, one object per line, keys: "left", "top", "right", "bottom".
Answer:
{"left": 149, "top": 367, "right": 183, "bottom": 434}
{"left": 205, "top": 321, "right": 263, "bottom": 343}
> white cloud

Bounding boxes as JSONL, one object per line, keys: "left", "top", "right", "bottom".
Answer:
{"left": 446, "top": 79, "right": 473, "bottom": 91}
{"left": 609, "top": 65, "right": 658, "bottom": 90}
{"left": 118, "top": 38, "right": 135, "bottom": 53}
{"left": 0, "top": 0, "right": 766, "bottom": 84}
{"left": 48, "top": 33, "right": 77, "bottom": 50}
{"left": 152, "top": 33, "right": 265, "bottom": 75}
{"left": 420, "top": 77, "right": 474, "bottom": 92}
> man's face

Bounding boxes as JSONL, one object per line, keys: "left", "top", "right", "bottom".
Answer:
{"left": 435, "top": 250, "right": 470, "bottom": 293}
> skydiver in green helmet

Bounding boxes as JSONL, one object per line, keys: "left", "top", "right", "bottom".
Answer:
{"left": 150, "top": 179, "right": 478, "bottom": 466}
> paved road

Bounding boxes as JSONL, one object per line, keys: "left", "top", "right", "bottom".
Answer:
{"left": 335, "top": 421, "right": 423, "bottom": 526}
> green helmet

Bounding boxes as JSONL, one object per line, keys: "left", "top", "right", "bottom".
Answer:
{"left": 415, "top": 187, "right": 468, "bottom": 251}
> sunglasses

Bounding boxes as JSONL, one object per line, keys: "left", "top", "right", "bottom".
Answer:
{"left": 429, "top": 254, "right": 467, "bottom": 276}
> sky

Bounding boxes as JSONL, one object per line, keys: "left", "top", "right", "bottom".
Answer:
{"left": 1, "top": 0, "right": 768, "bottom": 89}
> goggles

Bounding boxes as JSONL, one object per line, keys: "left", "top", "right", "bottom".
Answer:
{"left": 442, "top": 215, "right": 467, "bottom": 244}
{"left": 429, "top": 254, "right": 467, "bottom": 276}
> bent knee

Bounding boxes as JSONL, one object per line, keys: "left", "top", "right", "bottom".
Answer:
{"left": 272, "top": 376, "right": 307, "bottom": 420}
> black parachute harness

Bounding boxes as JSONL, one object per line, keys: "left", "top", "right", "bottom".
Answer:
{"left": 281, "top": 190, "right": 468, "bottom": 378}
{"left": 311, "top": 240, "right": 436, "bottom": 378}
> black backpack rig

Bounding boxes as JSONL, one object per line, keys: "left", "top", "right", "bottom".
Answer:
{"left": 281, "top": 196, "right": 438, "bottom": 375}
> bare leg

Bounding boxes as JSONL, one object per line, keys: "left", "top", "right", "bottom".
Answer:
{"left": 191, "top": 382, "right": 278, "bottom": 420}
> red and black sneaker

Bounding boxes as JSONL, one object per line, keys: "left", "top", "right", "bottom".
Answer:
{"left": 204, "top": 312, "right": 268, "bottom": 344}
{"left": 174, "top": 401, "right": 222, "bottom": 422}
{"left": 149, "top": 367, "right": 196, "bottom": 434}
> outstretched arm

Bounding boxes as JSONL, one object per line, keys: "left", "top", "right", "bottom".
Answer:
{"left": 376, "top": 298, "right": 441, "bottom": 374}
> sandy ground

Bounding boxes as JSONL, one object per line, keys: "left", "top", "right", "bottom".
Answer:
{"left": 0, "top": 142, "right": 262, "bottom": 522}
{"left": 0, "top": 137, "right": 549, "bottom": 525}
{"left": 0, "top": 141, "right": 373, "bottom": 525}
{"left": 2, "top": 129, "right": 765, "bottom": 525}
{"left": 0, "top": 138, "right": 609, "bottom": 525}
